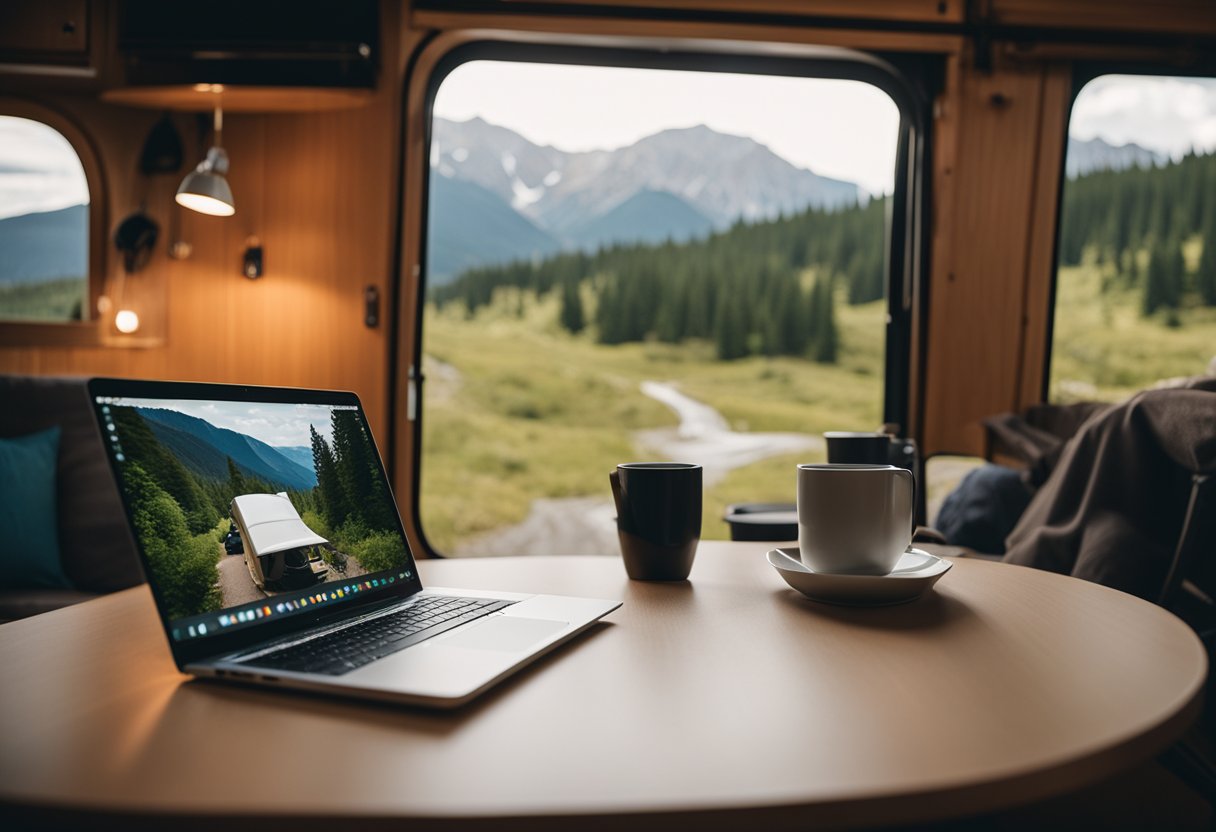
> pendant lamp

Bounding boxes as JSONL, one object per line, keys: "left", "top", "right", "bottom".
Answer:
{"left": 176, "top": 102, "right": 234, "bottom": 217}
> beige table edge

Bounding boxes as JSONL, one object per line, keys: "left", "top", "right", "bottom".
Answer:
{"left": 0, "top": 546, "right": 1207, "bottom": 831}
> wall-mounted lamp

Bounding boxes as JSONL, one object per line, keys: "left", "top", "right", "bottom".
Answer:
{"left": 110, "top": 212, "right": 159, "bottom": 335}
{"left": 176, "top": 101, "right": 234, "bottom": 217}
{"left": 114, "top": 309, "right": 141, "bottom": 334}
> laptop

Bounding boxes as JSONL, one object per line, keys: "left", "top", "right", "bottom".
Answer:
{"left": 88, "top": 378, "right": 620, "bottom": 708}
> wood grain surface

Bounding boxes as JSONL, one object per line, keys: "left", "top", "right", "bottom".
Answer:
{"left": 0, "top": 543, "right": 1205, "bottom": 830}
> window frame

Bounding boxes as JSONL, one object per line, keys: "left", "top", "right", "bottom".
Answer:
{"left": 0, "top": 96, "right": 107, "bottom": 347}
{"left": 399, "top": 35, "right": 931, "bottom": 558}
{"left": 1042, "top": 64, "right": 1216, "bottom": 403}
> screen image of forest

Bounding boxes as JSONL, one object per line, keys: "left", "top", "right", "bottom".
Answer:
{"left": 106, "top": 400, "right": 409, "bottom": 621}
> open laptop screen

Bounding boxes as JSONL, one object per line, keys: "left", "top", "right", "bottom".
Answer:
{"left": 94, "top": 391, "right": 417, "bottom": 646}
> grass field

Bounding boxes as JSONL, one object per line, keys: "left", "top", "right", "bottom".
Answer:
{"left": 1049, "top": 241, "right": 1216, "bottom": 402}
{"left": 420, "top": 251, "right": 1215, "bottom": 554}
{"left": 0, "top": 277, "right": 85, "bottom": 322}
{"left": 419, "top": 283, "right": 884, "bottom": 552}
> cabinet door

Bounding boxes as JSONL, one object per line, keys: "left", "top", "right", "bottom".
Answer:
{"left": 0, "top": 0, "right": 89, "bottom": 58}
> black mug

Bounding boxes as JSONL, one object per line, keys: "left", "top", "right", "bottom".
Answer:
{"left": 609, "top": 462, "right": 701, "bottom": 581}
{"left": 824, "top": 431, "right": 893, "bottom": 465}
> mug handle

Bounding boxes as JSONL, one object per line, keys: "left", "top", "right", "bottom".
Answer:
{"left": 609, "top": 469, "right": 625, "bottom": 519}
{"left": 893, "top": 466, "right": 915, "bottom": 544}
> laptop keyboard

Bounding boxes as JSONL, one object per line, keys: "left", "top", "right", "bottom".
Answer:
{"left": 237, "top": 595, "right": 510, "bottom": 676}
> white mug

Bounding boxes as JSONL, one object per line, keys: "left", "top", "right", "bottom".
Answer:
{"left": 796, "top": 464, "right": 913, "bottom": 575}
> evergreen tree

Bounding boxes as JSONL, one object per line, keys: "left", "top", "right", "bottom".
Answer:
{"left": 310, "top": 424, "right": 347, "bottom": 526}
{"left": 683, "top": 278, "right": 711, "bottom": 339}
{"left": 559, "top": 279, "right": 585, "bottom": 334}
{"left": 226, "top": 457, "right": 246, "bottom": 497}
{"left": 811, "top": 276, "right": 839, "bottom": 364}
{"left": 1164, "top": 235, "right": 1185, "bottom": 309}
{"left": 714, "top": 291, "right": 748, "bottom": 360}
{"left": 1138, "top": 240, "right": 1177, "bottom": 318}
{"left": 330, "top": 410, "right": 397, "bottom": 532}
{"left": 769, "top": 278, "right": 805, "bottom": 356}
{"left": 123, "top": 462, "right": 221, "bottom": 619}
{"left": 1199, "top": 209, "right": 1216, "bottom": 306}
{"left": 109, "top": 407, "right": 218, "bottom": 534}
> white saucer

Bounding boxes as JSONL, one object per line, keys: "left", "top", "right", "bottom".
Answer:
{"left": 767, "top": 547, "right": 951, "bottom": 607}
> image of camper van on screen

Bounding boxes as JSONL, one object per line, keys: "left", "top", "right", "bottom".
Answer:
{"left": 104, "top": 399, "right": 408, "bottom": 621}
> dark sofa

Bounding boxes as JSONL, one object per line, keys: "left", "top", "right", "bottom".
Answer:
{"left": 0, "top": 375, "right": 143, "bottom": 621}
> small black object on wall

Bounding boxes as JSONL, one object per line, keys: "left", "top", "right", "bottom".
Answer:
{"left": 364, "top": 285, "right": 380, "bottom": 328}
{"left": 138, "top": 114, "right": 184, "bottom": 175}
{"left": 242, "top": 240, "right": 263, "bottom": 279}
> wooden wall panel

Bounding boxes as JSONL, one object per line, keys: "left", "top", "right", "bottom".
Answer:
{"left": 991, "top": 0, "right": 1216, "bottom": 37}
{"left": 0, "top": 6, "right": 402, "bottom": 446}
{"left": 1017, "top": 65, "right": 1071, "bottom": 408}
{"left": 507, "top": 0, "right": 965, "bottom": 24}
{"left": 408, "top": 10, "right": 965, "bottom": 53}
{"left": 921, "top": 52, "right": 1067, "bottom": 457}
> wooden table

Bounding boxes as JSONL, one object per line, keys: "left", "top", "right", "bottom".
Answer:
{"left": 0, "top": 543, "right": 1207, "bottom": 830}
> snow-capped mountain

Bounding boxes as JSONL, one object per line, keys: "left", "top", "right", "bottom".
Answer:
{"left": 431, "top": 117, "right": 568, "bottom": 212}
{"left": 1066, "top": 136, "right": 1166, "bottom": 178}
{"left": 428, "top": 116, "right": 863, "bottom": 282}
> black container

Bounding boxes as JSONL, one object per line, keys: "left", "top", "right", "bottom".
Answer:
{"left": 824, "top": 431, "right": 893, "bottom": 465}
{"left": 723, "top": 503, "right": 798, "bottom": 542}
{"left": 609, "top": 463, "right": 701, "bottom": 581}
{"left": 824, "top": 432, "right": 925, "bottom": 526}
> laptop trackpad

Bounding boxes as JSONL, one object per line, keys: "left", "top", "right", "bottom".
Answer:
{"left": 436, "top": 616, "right": 568, "bottom": 652}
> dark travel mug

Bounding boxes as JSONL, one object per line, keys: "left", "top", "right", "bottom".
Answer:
{"left": 609, "top": 462, "right": 702, "bottom": 581}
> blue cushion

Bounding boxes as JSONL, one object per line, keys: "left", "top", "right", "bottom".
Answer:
{"left": 0, "top": 426, "right": 72, "bottom": 589}
{"left": 936, "top": 464, "right": 1033, "bottom": 555}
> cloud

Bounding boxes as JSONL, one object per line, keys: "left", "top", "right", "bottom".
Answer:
{"left": 118, "top": 398, "right": 340, "bottom": 448}
{"left": 0, "top": 116, "right": 89, "bottom": 220}
{"left": 1071, "top": 75, "right": 1216, "bottom": 158}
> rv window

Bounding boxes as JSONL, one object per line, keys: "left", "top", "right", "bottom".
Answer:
{"left": 0, "top": 113, "right": 93, "bottom": 325}
{"left": 416, "top": 52, "right": 911, "bottom": 557}
{"left": 1049, "top": 74, "right": 1216, "bottom": 403}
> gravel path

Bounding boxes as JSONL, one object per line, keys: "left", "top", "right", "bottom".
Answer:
{"left": 452, "top": 381, "right": 820, "bottom": 556}
{"left": 633, "top": 381, "right": 821, "bottom": 488}
{"left": 217, "top": 549, "right": 269, "bottom": 607}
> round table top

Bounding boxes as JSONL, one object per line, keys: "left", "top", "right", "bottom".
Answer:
{"left": 0, "top": 543, "right": 1206, "bottom": 830}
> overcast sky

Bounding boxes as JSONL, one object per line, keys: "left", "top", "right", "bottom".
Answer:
{"left": 113, "top": 398, "right": 346, "bottom": 448}
{"left": 0, "top": 116, "right": 89, "bottom": 220}
{"left": 435, "top": 61, "right": 902, "bottom": 195}
{"left": 1070, "top": 75, "right": 1216, "bottom": 159}
{"left": 436, "top": 65, "right": 1216, "bottom": 190}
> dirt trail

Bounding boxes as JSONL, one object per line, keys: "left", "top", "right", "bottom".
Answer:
{"left": 453, "top": 381, "right": 820, "bottom": 556}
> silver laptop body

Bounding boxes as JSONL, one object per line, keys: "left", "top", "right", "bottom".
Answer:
{"left": 89, "top": 378, "right": 619, "bottom": 708}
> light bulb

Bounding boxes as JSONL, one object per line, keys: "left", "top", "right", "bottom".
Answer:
{"left": 175, "top": 191, "right": 235, "bottom": 217}
{"left": 115, "top": 310, "right": 140, "bottom": 334}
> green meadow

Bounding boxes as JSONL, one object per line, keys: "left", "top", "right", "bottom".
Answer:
{"left": 1049, "top": 239, "right": 1216, "bottom": 402}
{"left": 420, "top": 247, "right": 1215, "bottom": 555}
{"left": 0, "top": 277, "right": 86, "bottom": 321}
{"left": 419, "top": 283, "right": 885, "bottom": 553}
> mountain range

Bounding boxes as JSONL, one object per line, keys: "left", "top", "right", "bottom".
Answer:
{"left": 1066, "top": 136, "right": 1166, "bottom": 178}
{"left": 137, "top": 407, "right": 317, "bottom": 491}
{"left": 427, "top": 117, "right": 860, "bottom": 283}
{"left": 0, "top": 204, "right": 86, "bottom": 286}
{"left": 0, "top": 132, "right": 1176, "bottom": 290}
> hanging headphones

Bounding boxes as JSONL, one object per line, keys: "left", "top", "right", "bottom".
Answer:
{"left": 113, "top": 212, "right": 159, "bottom": 273}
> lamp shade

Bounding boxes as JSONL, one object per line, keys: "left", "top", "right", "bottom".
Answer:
{"left": 176, "top": 146, "right": 235, "bottom": 216}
